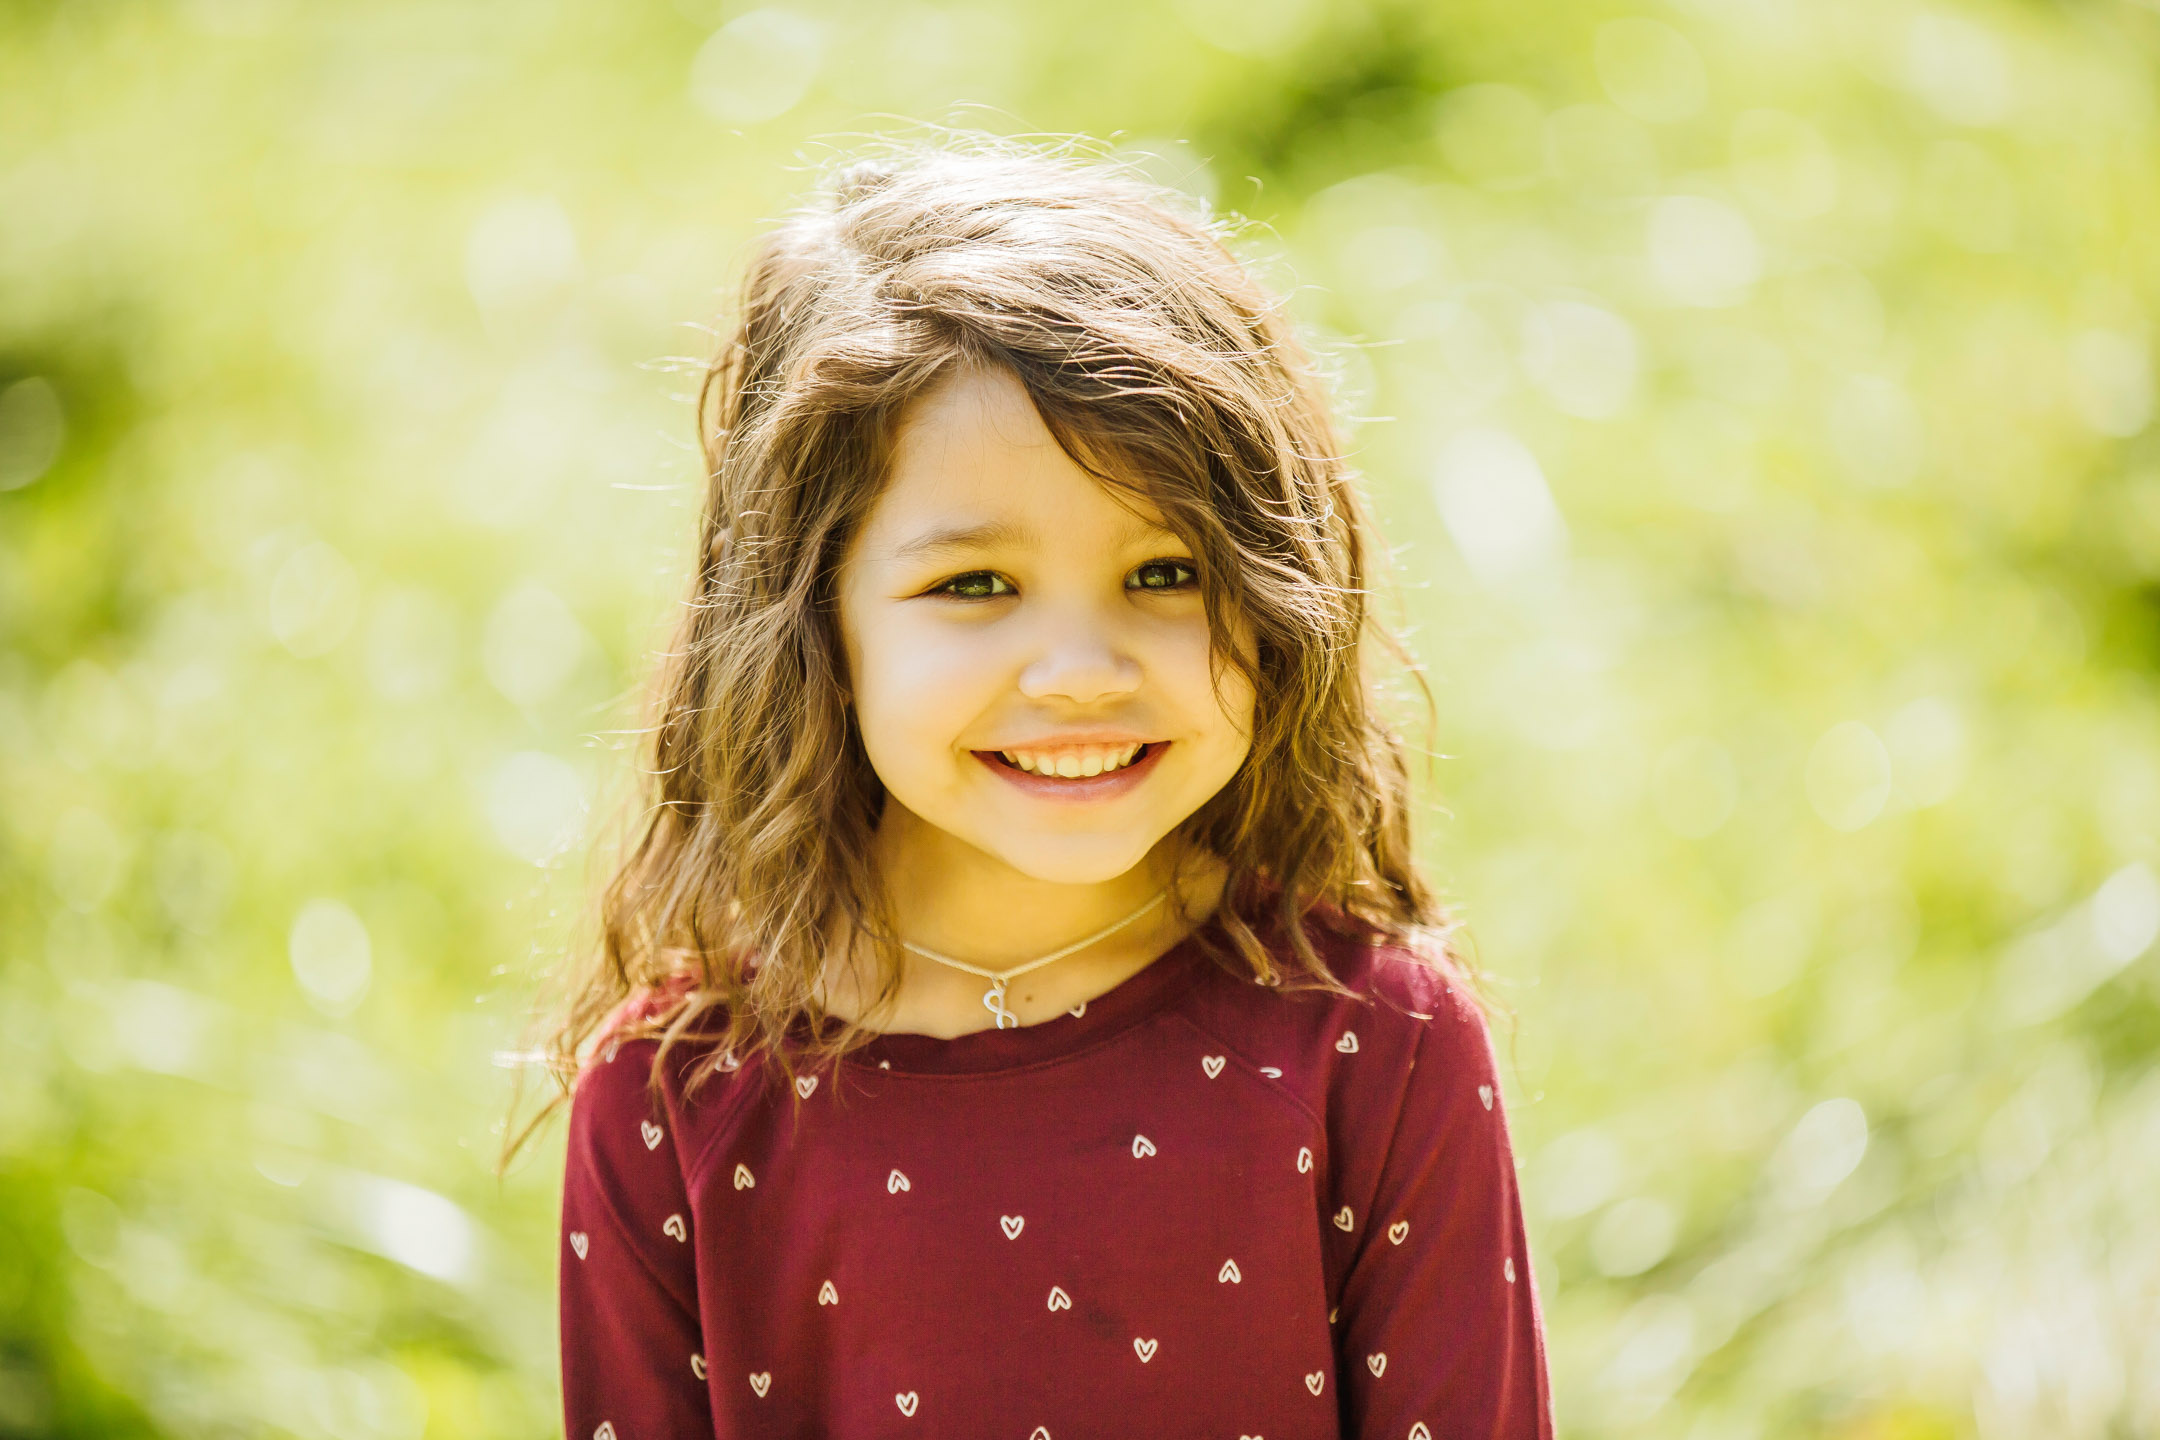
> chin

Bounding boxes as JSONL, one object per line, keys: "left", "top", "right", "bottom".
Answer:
{"left": 980, "top": 833, "right": 1165, "bottom": 887}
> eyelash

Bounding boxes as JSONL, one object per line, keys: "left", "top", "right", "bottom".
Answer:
{"left": 929, "top": 559, "right": 1199, "bottom": 600}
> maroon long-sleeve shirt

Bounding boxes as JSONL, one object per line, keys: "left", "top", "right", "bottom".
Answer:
{"left": 558, "top": 918, "right": 1553, "bottom": 1440}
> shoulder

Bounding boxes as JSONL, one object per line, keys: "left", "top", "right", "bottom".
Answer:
{"left": 567, "top": 1027, "right": 668, "bottom": 1149}
{"left": 1256, "top": 926, "right": 1514, "bottom": 1189}
{"left": 1307, "top": 927, "right": 1499, "bottom": 1093}
{"left": 1319, "top": 926, "right": 1474, "bottom": 1018}
{"left": 1337, "top": 932, "right": 1498, "bottom": 1075}
{"left": 569, "top": 975, "right": 722, "bottom": 1127}
{"left": 566, "top": 980, "right": 743, "bottom": 1201}
{"left": 1181, "top": 914, "right": 1497, "bottom": 1093}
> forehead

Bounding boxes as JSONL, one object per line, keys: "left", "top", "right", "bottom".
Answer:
{"left": 859, "top": 364, "right": 1176, "bottom": 550}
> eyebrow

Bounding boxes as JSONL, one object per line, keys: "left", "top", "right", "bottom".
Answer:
{"left": 879, "top": 514, "right": 1183, "bottom": 565}
{"left": 879, "top": 520, "right": 1034, "bottom": 564}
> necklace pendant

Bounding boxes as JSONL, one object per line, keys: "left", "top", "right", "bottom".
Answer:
{"left": 982, "top": 977, "right": 1019, "bottom": 1029}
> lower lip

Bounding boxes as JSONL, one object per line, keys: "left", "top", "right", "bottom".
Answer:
{"left": 972, "top": 743, "right": 1168, "bottom": 802}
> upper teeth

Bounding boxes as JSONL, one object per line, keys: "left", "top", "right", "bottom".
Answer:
{"left": 1000, "top": 743, "right": 1145, "bottom": 777}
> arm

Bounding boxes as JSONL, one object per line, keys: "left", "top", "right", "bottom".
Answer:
{"left": 1336, "top": 990, "right": 1553, "bottom": 1440}
{"left": 560, "top": 1037, "right": 712, "bottom": 1440}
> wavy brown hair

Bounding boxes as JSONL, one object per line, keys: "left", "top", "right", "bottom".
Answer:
{"left": 498, "top": 137, "right": 1468, "bottom": 1169}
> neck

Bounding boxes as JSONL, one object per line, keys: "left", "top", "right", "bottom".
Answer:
{"left": 818, "top": 803, "right": 1225, "bottom": 1036}
{"left": 877, "top": 806, "right": 1181, "bottom": 964}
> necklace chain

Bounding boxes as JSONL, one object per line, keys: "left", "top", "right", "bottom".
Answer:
{"left": 900, "top": 890, "right": 1168, "bottom": 1030}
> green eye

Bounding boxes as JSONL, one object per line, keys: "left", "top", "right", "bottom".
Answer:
{"left": 1128, "top": 559, "right": 1198, "bottom": 591}
{"left": 935, "top": 571, "right": 1014, "bottom": 599}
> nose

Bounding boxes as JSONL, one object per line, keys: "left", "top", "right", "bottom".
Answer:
{"left": 1016, "top": 612, "right": 1142, "bottom": 705}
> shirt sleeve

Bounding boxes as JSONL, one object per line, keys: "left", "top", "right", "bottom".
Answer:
{"left": 1335, "top": 987, "right": 1553, "bottom": 1440}
{"left": 559, "top": 1035, "right": 712, "bottom": 1440}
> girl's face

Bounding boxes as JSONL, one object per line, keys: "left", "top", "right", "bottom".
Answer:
{"left": 836, "top": 364, "right": 1256, "bottom": 886}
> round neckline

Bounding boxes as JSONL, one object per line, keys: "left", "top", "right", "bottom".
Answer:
{"left": 826, "top": 915, "right": 1218, "bottom": 1076}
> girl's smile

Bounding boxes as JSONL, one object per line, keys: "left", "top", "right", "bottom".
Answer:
{"left": 974, "top": 737, "right": 1169, "bottom": 799}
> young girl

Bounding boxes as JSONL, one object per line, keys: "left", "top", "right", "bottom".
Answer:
{"left": 528, "top": 140, "right": 1551, "bottom": 1439}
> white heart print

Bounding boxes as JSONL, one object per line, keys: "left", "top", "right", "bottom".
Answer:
{"left": 1031, "top": 1429, "right": 1053, "bottom": 1440}
{"left": 1504, "top": 1257, "right": 1516, "bottom": 1283}
{"left": 1333, "top": 1206, "right": 1354, "bottom": 1230}
{"left": 1410, "top": 1425, "right": 1433, "bottom": 1440}
{"left": 1068, "top": 1001, "right": 1086, "bottom": 1018}
{"left": 640, "top": 1120, "right": 664, "bottom": 1150}
{"left": 795, "top": 1075, "right": 818, "bottom": 1099}
{"left": 733, "top": 1162, "right": 755, "bottom": 1189}
{"left": 1296, "top": 1146, "right": 1313, "bottom": 1174}
{"left": 603, "top": 1041, "right": 619, "bottom": 1063}
{"left": 1131, "top": 1134, "right": 1156, "bottom": 1158}
{"left": 1202, "top": 1054, "right": 1226, "bottom": 1078}
{"left": 1304, "top": 1371, "right": 1325, "bottom": 1395}
{"left": 1133, "top": 1338, "right": 1158, "bottom": 1363}
{"left": 568, "top": 1231, "right": 589, "bottom": 1260}
{"left": 748, "top": 1372, "right": 771, "bottom": 1397}
{"left": 895, "top": 1391, "right": 918, "bottom": 1417}
{"left": 818, "top": 1279, "right": 839, "bottom": 1305}
{"left": 690, "top": 1354, "right": 707, "bottom": 1380}
{"left": 1260, "top": 1066, "right": 1282, "bottom": 1078}
{"left": 663, "top": 1213, "right": 687, "bottom": 1242}
{"left": 887, "top": 1169, "right": 910, "bottom": 1193}
{"left": 594, "top": 1424, "right": 616, "bottom": 1440}
{"left": 1478, "top": 1084, "right": 1493, "bottom": 1110}
{"left": 1335, "top": 1030, "right": 1359, "bottom": 1054}
{"left": 1367, "top": 1352, "right": 1386, "bottom": 1377}
{"left": 1219, "top": 1258, "right": 1242, "bottom": 1283}
{"left": 718, "top": 1048, "right": 740, "bottom": 1070}
{"left": 1388, "top": 1220, "right": 1409, "bottom": 1245}
{"left": 1001, "top": 1214, "right": 1025, "bottom": 1239}
{"left": 1047, "top": 1285, "right": 1072, "bottom": 1311}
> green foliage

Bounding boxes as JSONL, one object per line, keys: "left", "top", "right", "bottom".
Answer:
{"left": 4, "top": 0, "right": 2158, "bottom": 1436}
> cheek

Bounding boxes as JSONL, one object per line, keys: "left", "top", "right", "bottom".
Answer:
{"left": 846, "top": 611, "right": 1006, "bottom": 759}
{"left": 1159, "top": 614, "right": 1256, "bottom": 751}
{"left": 1218, "top": 616, "right": 1262, "bottom": 744}
{"left": 1215, "top": 659, "right": 1258, "bottom": 744}
{"left": 1203, "top": 665, "right": 1259, "bottom": 780}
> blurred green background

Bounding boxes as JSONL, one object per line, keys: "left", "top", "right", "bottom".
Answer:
{"left": 5, "top": 0, "right": 2159, "bottom": 1435}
